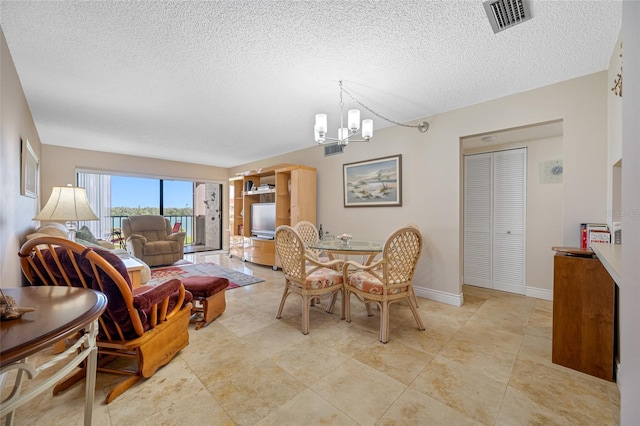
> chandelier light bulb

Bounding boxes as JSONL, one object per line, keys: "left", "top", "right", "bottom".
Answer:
{"left": 315, "top": 114, "right": 327, "bottom": 134}
{"left": 362, "top": 119, "right": 373, "bottom": 140}
{"left": 347, "top": 109, "right": 360, "bottom": 131}
{"left": 338, "top": 127, "right": 350, "bottom": 143}
{"left": 314, "top": 125, "right": 324, "bottom": 144}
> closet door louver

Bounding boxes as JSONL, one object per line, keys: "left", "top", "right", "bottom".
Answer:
{"left": 464, "top": 153, "right": 493, "bottom": 288}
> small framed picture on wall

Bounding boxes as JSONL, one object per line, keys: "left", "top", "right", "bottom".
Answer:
{"left": 21, "top": 138, "right": 39, "bottom": 198}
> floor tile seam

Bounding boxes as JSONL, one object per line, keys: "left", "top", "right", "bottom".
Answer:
{"left": 372, "top": 385, "right": 413, "bottom": 425}
{"left": 303, "top": 385, "right": 363, "bottom": 426}
{"left": 404, "top": 375, "right": 490, "bottom": 425}
{"left": 442, "top": 330, "right": 526, "bottom": 357}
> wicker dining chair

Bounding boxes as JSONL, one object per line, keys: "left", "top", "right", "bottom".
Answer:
{"left": 294, "top": 221, "right": 328, "bottom": 262}
{"left": 342, "top": 225, "right": 425, "bottom": 343}
{"left": 275, "top": 225, "right": 344, "bottom": 334}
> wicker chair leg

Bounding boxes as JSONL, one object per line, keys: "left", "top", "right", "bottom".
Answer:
{"left": 380, "top": 301, "right": 390, "bottom": 344}
{"left": 407, "top": 298, "right": 426, "bottom": 331}
{"left": 326, "top": 292, "right": 337, "bottom": 314}
{"left": 345, "top": 289, "right": 352, "bottom": 323}
{"left": 301, "top": 294, "right": 310, "bottom": 335}
{"left": 276, "top": 283, "right": 290, "bottom": 319}
{"left": 365, "top": 302, "right": 374, "bottom": 316}
{"left": 409, "top": 286, "right": 419, "bottom": 308}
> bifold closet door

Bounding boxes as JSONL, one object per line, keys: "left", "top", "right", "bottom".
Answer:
{"left": 464, "top": 148, "right": 526, "bottom": 295}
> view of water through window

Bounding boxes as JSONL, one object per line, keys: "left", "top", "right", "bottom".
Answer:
{"left": 111, "top": 176, "right": 194, "bottom": 243}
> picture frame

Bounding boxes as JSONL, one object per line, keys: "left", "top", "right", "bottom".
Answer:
{"left": 21, "top": 138, "right": 39, "bottom": 198}
{"left": 343, "top": 154, "right": 402, "bottom": 207}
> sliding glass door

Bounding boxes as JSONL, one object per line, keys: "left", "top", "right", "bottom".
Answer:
{"left": 77, "top": 172, "right": 222, "bottom": 251}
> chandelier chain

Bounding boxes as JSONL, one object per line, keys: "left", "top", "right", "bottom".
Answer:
{"left": 340, "top": 85, "right": 425, "bottom": 129}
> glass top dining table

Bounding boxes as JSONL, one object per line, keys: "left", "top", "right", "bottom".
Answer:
{"left": 307, "top": 238, "right": 383, "bottom": 265}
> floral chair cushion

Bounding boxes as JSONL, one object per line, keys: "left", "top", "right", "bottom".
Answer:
{"left": 347, "top": 271, "right": 407, "bottom": 295}
{"left": 305, "top": 268, "right": 343, "bottom": 289}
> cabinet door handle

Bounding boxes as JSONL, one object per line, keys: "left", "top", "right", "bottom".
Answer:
{"left": 507, "top": 230, "right": 511, "bottom": 234}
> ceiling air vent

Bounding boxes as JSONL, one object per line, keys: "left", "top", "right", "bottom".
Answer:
{"left": 324, "top": 144, "right": 344, "bottom": 157}
{"left": 483, "top": 0, "right": 532, "bottom": 34}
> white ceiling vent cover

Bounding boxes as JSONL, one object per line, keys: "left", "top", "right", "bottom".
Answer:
{"left": 483, "top": 0, "right": 532, "bottom": 34}
{"left": 324, "top": 144, "right": 345, "bottom": 156}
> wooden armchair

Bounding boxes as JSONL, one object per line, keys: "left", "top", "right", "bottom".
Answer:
{"left": 274, "top": 225, "right": 344, "bottom": 334}
{"left": 18, "top": 236, "right": 192, "bottom": 404}
{"left": 342, "top": 225, "right": 425, "bottom": 343}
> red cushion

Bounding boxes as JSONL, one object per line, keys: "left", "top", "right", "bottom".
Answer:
{"left": 182, "top": 276, "right": 229, "bottom": 298}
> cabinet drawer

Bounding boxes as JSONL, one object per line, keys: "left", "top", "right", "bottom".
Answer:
{"left": 244, "top": 238, "right": 275, "bottom": 266}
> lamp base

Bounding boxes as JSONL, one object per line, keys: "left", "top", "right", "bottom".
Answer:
{"left": 66, "top": 221, "right": 78, "bottom": 242}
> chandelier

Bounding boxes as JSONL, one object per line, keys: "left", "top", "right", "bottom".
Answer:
{"left": 314, "top": 80, "right": 429, "bottom": 146}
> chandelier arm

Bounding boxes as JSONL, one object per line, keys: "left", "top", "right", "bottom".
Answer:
{"left": 341, "top": 86, "right": 429, "bottom": 132}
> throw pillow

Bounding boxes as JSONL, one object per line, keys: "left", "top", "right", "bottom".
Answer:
{"left": 76, "top": 226, "right": 99, "bottom": 244}
{"left": 34, "top": 223, "right": 69, "bottom": 238}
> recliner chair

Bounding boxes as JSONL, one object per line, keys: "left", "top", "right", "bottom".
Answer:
{"left": 122, "top": 215, "right": 186, "bottom": 266}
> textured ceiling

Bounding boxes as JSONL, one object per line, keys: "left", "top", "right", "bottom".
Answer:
{"left": 0, "top": 1, "right": 622, "bottom": 168}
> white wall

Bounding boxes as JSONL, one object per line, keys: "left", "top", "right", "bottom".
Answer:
{"left": 0, "top": 28, "right": 43, "bottom": 288}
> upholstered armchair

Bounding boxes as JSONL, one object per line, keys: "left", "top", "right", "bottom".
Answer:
{"left": 122, "top": 215, "right": 186, "bottom": 266}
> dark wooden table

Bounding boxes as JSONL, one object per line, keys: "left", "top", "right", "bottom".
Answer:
{"left": 1, "top": 286, "right": 107, "bottom": 425}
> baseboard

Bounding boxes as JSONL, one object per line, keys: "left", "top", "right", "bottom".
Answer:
{"left": 525, "top": 286, "right": 553, "bottom": 301}
{"left": 414, "top": 286, "right": 463, "bottom": 307}
{"left": 402, "top": 286, "right": 549, "bottom": 306}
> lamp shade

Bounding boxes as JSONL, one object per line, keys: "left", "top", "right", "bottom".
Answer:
{"left": 347, "top": 109, "right": 360, "bottom": 131}
{"left": 315, "top": 114, "right": 327, "bottom": 133}
{"left": 362, "top": 119, "right": 373, "bottom": 139}
{"left": 33, "top": 186, "right": 99, "bottom": 221}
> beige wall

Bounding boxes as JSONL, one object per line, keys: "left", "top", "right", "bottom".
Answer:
{"left": 40, "top": 145, "right": 229, "bottom": 195}
{"left": 0, "top": 28, "right": 43, "bottom": 288}
{"left": 464, "top": 135, "right": 564, "bottom": 297}
{"left": 232, "top": 72, "right": 608, "bottom": 304}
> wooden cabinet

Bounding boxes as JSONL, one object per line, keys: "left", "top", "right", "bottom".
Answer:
{"left": 552, "top": 248, "right": 615, "bottom": 381}
{"left": 228, "top": 164, "right": 316, "bottom": 268}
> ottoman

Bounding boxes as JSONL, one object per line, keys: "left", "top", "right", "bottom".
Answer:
{"left": 181, "top": 276, "right": 229, "bottom": 329}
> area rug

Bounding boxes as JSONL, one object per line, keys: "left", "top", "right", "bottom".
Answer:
{"left": 149, "top": 262, "right": 264, "bottom": 289}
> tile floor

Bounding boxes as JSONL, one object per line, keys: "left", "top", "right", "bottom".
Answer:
{"left": 2, "top": 251, "right": 620, "bottom": 425}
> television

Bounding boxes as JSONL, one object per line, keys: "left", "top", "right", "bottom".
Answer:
{"left": 251, "top": 202, "right": 276, "bottom": 239}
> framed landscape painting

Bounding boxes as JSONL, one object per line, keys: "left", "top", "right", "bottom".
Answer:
{"left": 343, "top": 154, "right": 402, "bottom": 207}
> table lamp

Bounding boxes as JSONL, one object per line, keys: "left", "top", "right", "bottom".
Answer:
{"left": 33, "top": 185, "right": 99, "bottom": 241}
